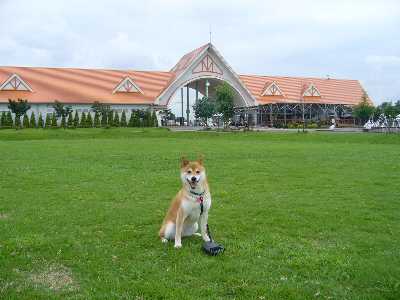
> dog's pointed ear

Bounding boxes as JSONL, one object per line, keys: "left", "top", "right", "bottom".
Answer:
{"left": 198, "top": 154, "right": 204, "bottom": 165}
{"left": 181, "top": 156, "right": 189, "bottom": 168}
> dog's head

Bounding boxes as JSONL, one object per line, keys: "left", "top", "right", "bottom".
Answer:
{"left": 180, "top": 155, "right": 206, "bottom": 190}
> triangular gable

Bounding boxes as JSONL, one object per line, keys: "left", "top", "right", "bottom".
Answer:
{"left": 192, "top": 55, "right": 223, "bottom": 75}
{"left": 303, "top": 83, "right": 321, "bottom": 97}
{"left": 113, "top": 76, "right": 143, "bottom": 94}
{"left": 261, "top": 81, "right": 283, "bottom": 96}
{"left": 0, "top": 74, "right": 32, "bottom": 91}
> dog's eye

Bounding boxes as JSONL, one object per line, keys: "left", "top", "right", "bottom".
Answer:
{"left": 187, "top": 170, "right": 192, "bottom": 174}
{"left": 196, "top": 170, "right": 200, "bottom": 174}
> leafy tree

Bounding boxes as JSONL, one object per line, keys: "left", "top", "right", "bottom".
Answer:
{"left": 67, "top": 112, "right": 73, "bottom": 128}
{"left": 51, "top": 113, "right": 58, "bottom": 128}
{"left": 113, "top": 112, "right": 120, "bottom": 127}
{"left": 94, "top": 112, "right": 100, "bottom": 127}
{"left": 128, "top": 112, "right": 134, "bottom": 127}
{"left": 80, "top": 112, "right": 87, "bottom": 128}
{"left": 73, "top": 111, "right": 79, "bottom": 128}
{"left": 38, "top": 113, "right": 44, "bottom": 128}
{"left": 45, "top": 114, "right": 52, "bottom": 128}
{"left": 353, "top": 92, "right": 375, "bottom": 124}
{"left": 8, "top": 99, "right": 31, "bottom": 129}
{"left": 6, "top": 112, "right": 13, "bottom": 128}
{"left": 86, "top": 113, "right": 93, "bottom": 128}
{"left": 0, "top": 112, "right": 6, "bottom": 128}
{"left": 29, "top": 112, "right": 36, "bottom": 128}
{"left": 215, "top": 83, "right": 235, "bottom": 127}
{"left": 159, "top": 109, "right": 175, "bottom": 126}
{"left": 91, "top": 101, "right": 111, "bottom": 123}
{"left": 120, "top": 111, "right": 127, "bottom": 127}
{"left": 193, "top": 96, "right": 215, "bottom": 127}
{"left": 142, "top": 110, "right": 152, "bottom": 127}
{"left": 52, "top": 100, "right": 72, "bottom": 119}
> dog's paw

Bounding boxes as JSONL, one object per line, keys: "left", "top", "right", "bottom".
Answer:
{"left": 161, "top": 238, "right": 168, "bottom": 243}
{"left": 174, "top": 243, "right": 182, "bottom": 249}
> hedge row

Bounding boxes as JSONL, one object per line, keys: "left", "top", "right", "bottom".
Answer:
{"left": 0, "top": 110, "right": 158, "bottom": 129}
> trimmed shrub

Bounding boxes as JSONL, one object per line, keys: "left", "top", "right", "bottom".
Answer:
{"left": 94, "top": 112, "right": 100, "bottom": 128}
{"left": 51, "top": 113, "right": 58, "bottom": 128}
{"left": 45, "top": 114, "right": 52, "bottom": 128}
{"left": 61, "top": 115, "right": 66, "bottom": 128}
{"left": 120, "top": 111, "right": 127, "bottom": 127}
{"left": 80, "top": 112, "right": 86, "bottom": 128}
{"left": 38, "top": 113, "right": 44, "bottom": 128}
{"left": 29, "top": 112, "right": 36, "bottom": 128}
{"left": 113, "top": 112, "right": 120, "bottom": 127}
{"left": 86, "top": 113, "right": 93, "bottom": 128}
{"left": 73, "top": 111, "right": 79, "bottom": 128}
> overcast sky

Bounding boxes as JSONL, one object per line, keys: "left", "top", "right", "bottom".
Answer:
{"left": 1, "top": 0, "right": 399, "bottom": 104}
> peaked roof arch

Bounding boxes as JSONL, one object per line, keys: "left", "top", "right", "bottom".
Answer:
{"left": 303, "top": 83, "right": 321, "bottom": 97}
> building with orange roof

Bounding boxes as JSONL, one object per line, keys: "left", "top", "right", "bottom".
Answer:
{"left": 0, "top": 43, "right": 369, "bottom": 127}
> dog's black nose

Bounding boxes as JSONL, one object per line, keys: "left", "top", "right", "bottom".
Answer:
{"left": 191, "top": 176, "right": 197, "bottom": 182}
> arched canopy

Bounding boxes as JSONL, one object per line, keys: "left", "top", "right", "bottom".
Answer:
{"left": 155, "top": 43, "right": 257, "bottom": 108}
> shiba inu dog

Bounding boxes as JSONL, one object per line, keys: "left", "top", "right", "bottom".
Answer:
{"left": 159, "top": 156, "right": 211, "bottom": 248}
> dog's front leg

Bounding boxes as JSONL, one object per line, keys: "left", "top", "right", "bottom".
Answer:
{"left": 174, "top": 208, "right": 185, "bottom": 248}
{"left": 200, "top": 211, "right": 211, "bottom": 242}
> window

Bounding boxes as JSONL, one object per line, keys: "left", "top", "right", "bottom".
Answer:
{"left": 113, "top": 77, "right": 143, "bottom": 94}
{"left": 261, "top": 82, "right": 283, "bottom": 96}
{"left": 0, "top": 74, "right": 33, "bottom": 91}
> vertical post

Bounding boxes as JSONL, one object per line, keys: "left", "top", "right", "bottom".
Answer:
{"left": 186, "top": 85, "right": 190, "bottom": 126}
{"left": 269, "top": 104, "right": 273, "bottom": 127}
{"left": 205, "top": 80, "right": 210, "bottom": 98}
{"left": 284, "top": 105, "right": 287, "bottom": 126}
{"left": 302, "top": 98, "right": 305, "bottom": 132}
{"left": 195, "top": 81, "right": 199, "bottom": 126}
{"left": 180, "top": 87, "right": 184, "bottom": 126}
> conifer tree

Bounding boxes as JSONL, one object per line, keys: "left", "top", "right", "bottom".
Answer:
{"left": 94, "top": 112, "right": 100, "bottom": 128}
{"left": 6, "top": 112, "right": 13, "bottom": 128}
{"left": 38, "top": 113, "right": 44, "bottom": 128}
{"left": 113, "top": 112, "right": 120, "bottom": 127}
{"left": 120, "top": 111, "right": 127, "bottom": 127}
{"left": 133, "top": 111, "right": 141, "bottom": 127}
{"left": 128, "top": 112, "right": 134, "bottom": 127}
{"left": 45, "top": 114, "right": 52, "bottom": 128}
{"left": 23, "top": 114, "right": 30, "bottom": 128}
{"left": 67, "top": 112, "right": 73, "bottom": 128}
{"left": 51, "top": 113, "right": 58, "bottom": 128}
{"left": 61, "top": 114, "right": 66, "bottom": 128}
{"left": 86, "top": 113, "right": 93, "bottom": 128}
{"left": 151, "top": 111, "right": 158, "bottom": 127}
{"left": 101, "top": 112, "right": 107, "bottom": 127}
{"left": 73, "top": 111, "right": 79, "bottom": 128}
{"left": 80, "top": 112, "right": 87, "bottom": 128}
{"left": 108, "top": 111, "right": 114, "bottom": 127}
{"left": 29, "top": 112, "right": 36, "bottom": 128}
{"left": 0, "top": 112, "right": 6, "bottom": 128}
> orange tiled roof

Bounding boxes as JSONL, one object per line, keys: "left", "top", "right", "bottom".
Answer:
{"left": 240, "top": 74, "right": 366, "bottom": 105}
{"left": 0, "top": 66, "right": 173, "bottom": 104}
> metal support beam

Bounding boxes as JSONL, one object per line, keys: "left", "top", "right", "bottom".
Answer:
{"left": 186, "top": 85, "right": 190, "bottom": 125}
{"left": 180, "top": 87, "right": 184, "bottom": 125}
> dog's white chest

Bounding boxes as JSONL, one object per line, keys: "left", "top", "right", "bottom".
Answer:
{"left": 182, "top": 194, "right": 211, "bottom": 220}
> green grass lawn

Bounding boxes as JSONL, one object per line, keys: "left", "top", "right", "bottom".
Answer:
{"left": 0, "top": 128, "right": 399, "bottom": 299}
